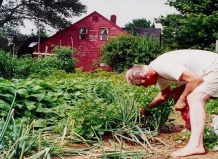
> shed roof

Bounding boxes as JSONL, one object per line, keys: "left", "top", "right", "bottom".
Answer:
{"left": 133, "top": 28, "right": 161, "bottom": 37}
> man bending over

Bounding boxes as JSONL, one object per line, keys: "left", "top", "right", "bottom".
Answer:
{"left": 126, "top": 49, "right": 218, "bottom": 158}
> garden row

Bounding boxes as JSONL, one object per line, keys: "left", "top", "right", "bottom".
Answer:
{"left": 0, "top": 70, "right": 174, "bottom": 158}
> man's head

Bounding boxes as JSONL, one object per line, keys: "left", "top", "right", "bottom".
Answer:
{"left": 126, "top": 65, "right": 158, "bottom": 87}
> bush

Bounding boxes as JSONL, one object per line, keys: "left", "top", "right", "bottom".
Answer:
{"left": 0, "top": 50, "right": 17, "bottom": 79}
{"left": 101, "top": 34, "right": 167, "bottom": 72}
{"left": 52, "top": 46, "right": 76, "bottom": 73}
{"left": 0, "top": 46, "right": 76, "bottom": 79}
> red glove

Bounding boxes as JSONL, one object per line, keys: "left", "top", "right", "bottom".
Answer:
{"left": 180, "top": 106, "right": 191, "bottom": 131}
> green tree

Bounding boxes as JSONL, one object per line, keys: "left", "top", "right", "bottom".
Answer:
{"left": 0, "top": 0, "right": 86, "bottom": 29}
{"left": 156, "top": 0, "right": 218, "bottom": 50}
{"left": 125, "top": 18, "right": 155, "bottom": 33}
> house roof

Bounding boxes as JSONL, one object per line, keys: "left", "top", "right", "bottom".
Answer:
{"left": 61, "top": 11, "right": 124, "bottom": 33}
{"left": 40, "top": 11, "right": 125, "bottom": 44}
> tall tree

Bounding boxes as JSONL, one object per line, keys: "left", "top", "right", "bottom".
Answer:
{"left": 125, "top": 18, "right": 155, "bottom": 33}
{"left": 0, "top": 0, "right": 87, "bottom": 29}
{"left": 156, "top": 0, "right": 218, "bottom": 50}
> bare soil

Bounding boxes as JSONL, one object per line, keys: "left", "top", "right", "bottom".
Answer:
{"left": 54, "top": 111, "right": 218, "bottom": 159}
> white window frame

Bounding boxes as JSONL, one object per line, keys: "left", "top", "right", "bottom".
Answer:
{"left": 99, "top": 27, "right": 109, "bottom": 41}
{"left": 79, "top": 27, "right": 88, "bottom": 40}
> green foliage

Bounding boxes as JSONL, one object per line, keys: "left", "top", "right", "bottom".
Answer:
{"left": 0, "top": 71, "right": 171, "bottom": 140}
{"left": 52, "top": 46, "right": 76, "bottom": 73}
{"left": 143, "top": 100, "right": 174, "bottom": 132}
{"left": 156, "top": 0, "right": 218, "bottom": 50}
{"left": 0, "top": 94, "right": 41, "bottom": 158}
{"left": 0, "top": 0, "right": 87, "bottom": 29}
{"left": 125, "top": 18, "right": 155, "bottom": 33}
{"left": 1, "top": 120, "right": 39, "bottom": 159}
{"left": 204, "top": 128, "right": 218, "bottom": 150}
{"left": 206, "top": 99, "right": 218, "bottom": 115}
{"left": 0, "top": 50, "right": 14, "bottom": 79}
{"left": 101, "top": 34, "right": 167, "bottom": 72}
{"left": 0, "top": 47, "right": 76, "bottom": 79}
{"left": 204, "top": 99, "right": 218, "bottom": 150}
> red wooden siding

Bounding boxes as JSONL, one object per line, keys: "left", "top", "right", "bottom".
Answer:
{"left": 34, "top": 11, "right": 125, "bottom": 71}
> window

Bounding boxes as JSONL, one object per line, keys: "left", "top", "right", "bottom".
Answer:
{"left": 99, "top": 28, "right": 109, "bottom": 40}
{"left": 79, "top": 27, "right": 88, "bottom": 40}
{"left": 92, "top": 16, "right": 98, "bottom": 22}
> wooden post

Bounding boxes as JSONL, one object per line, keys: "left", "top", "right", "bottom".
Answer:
{"left": 45, "top": 46, "right": 48, "bottom": 58}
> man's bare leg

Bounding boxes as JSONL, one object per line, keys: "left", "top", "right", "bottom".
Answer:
{"left": 171, "top": 92, "right": 210, "bottom": 158}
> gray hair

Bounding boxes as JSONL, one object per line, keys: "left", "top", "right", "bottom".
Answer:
{"left": 125, "top": 65, "right": 147, "bottom": 85}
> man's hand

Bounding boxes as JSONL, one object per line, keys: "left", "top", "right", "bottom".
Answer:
{"left": 149, "top": 86, "right": 171, "bottom": 108}
{"left": 175, "top": 100, "right": 188, "bottom": 111}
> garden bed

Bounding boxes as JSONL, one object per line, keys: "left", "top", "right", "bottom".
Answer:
{"left": 53, "top": 111, "right": 218, "bottom": 159}
{"left": 1, "top": 71, "right": 218, "bottom": 158}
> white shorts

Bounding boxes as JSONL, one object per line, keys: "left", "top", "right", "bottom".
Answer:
{"left": 194, "top": 68, "right": 218, "bottom": 97}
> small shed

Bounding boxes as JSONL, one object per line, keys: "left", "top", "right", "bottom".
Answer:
{"left": 18, "top": 36, "right": 47, "bottom": 57}
{"left": 34, "top": 11, "right": 125, "bottom": 71}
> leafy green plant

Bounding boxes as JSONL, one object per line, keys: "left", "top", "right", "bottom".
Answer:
{"left": 143, "top": 99, "right": 174, "bottom": 132}
{"left": 206, "top": 99, "right": 218, "bottom": 115}
{"left": 204, "top": 127, "right": 218, "bottom": 150}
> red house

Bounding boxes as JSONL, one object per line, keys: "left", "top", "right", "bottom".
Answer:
{"left": 34, "top": 11, "right": 125, "bottom": 71}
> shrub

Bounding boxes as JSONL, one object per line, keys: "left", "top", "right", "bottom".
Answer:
{"left": 0, "top": 50, "right": 17, "bottom": 79}
{"left": 0, "top": 46, "right": 76, "bottom": 79}
{"left": 101, "top": 34, "right": 167, "bottom": 72}
{"left": 52, "top": 46, "right": 76, "bottom": 73}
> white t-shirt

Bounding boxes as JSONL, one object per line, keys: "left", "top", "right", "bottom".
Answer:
{"left": 149, "top": 49, "right": 218, "bottom": 90}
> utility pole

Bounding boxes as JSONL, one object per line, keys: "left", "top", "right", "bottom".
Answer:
{"left": 38, "top": 19, "right": 41, "bottom": 54}
{"left": 37, "top": 0, "right": 41, "bottom": 55}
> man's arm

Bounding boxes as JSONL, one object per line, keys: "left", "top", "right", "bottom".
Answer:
{"left": 175, "top": 70, "right": 204, "bottom": 109}
{"left": 149, "top": 86, "right": 172, "bottom": 108}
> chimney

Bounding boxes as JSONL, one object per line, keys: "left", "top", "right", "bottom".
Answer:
{"left": 110, "top": 15, "right": 116, "bottom": 25}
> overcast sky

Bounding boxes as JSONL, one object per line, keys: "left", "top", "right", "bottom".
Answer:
{"left": 20, "top": 0, "right": 177, "bottom": 35}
